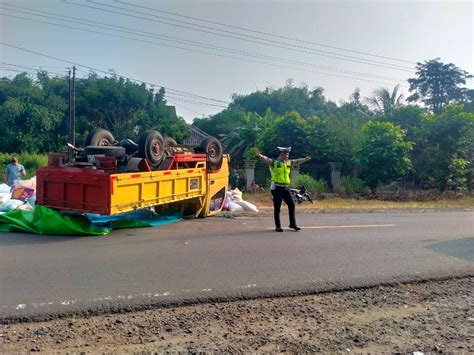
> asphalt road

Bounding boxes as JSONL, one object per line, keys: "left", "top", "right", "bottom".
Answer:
{"left": 0, "top": 211, "right": 473, "bottom": 321}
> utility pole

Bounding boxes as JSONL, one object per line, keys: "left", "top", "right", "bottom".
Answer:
{"left": 72, "top": 66, "right": 76, "bottom": 150}
{"left": 68, "top": 69, "right": 72, "bottom": 162}
{"left": 67, "top": 66, "right": 77, "bottom": 162}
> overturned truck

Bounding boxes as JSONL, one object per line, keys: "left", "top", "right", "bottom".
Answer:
{"left": 36, "top": 129, "right": 229, "bottom": 217}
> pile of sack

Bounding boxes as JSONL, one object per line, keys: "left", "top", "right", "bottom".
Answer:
{"left": 0, "top": 177, "right": 37, "bottom": 213}
{"left": 224, "top": 188, "right": 259, "bottom": 213}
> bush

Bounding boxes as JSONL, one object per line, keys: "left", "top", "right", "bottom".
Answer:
{"left": 0, "top": 152, "right": 48, "bottom": 181}
{"left": 294, "top": 173, "right": 329, "bottom": 194}
{"left": 341, "top": 176, "right": 368, "bottom": 194}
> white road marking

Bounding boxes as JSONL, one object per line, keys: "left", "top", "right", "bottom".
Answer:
{"left": 60, "top": 300, "right": 76, "bottom": 306}
{"left": 268, "top": 224, "right": 396, "bottom": 230}
{"left": 2, "top": 290, "right": 180, "bottom": 311}
{"left": 234, "top": 284, "right": 257, "bottom": 289}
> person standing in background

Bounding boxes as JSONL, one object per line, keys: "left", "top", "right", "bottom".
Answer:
{"left": 229, "top": 167, "right": 240, "bottom": 189}
{"left": 4, "top": 154, "right": 26, "bottom": 187}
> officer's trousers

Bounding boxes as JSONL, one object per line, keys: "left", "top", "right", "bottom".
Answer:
{"left": 271, "top": 186, "right": 296, "bottom": 228}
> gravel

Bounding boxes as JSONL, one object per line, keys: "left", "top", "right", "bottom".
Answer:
{"left": 1, "top": 277, "right": 472, "bottom": 353}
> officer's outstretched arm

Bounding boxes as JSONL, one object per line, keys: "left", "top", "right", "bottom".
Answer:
{"left": 252, "top": 147, "right": 272, "bottom": 165}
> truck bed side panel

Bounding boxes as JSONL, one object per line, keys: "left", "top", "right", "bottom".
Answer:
{"left": 109, "top": 168, "right": 206, "bottom": 214}
{"left": 37, "top": 167, "right": 111, "bottom": 214}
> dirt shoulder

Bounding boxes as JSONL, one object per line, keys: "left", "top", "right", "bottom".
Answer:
{"left": 1, "top": 277, "right": 472, "bottom": 353}
{"left": 243, "top": 194, "right": 474, "bottom": 214}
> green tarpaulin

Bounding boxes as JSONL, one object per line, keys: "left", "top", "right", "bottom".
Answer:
{"left": 0, "top": 205, "right": 108, "bottom": 235}
{"left": 0, "top": 205, "right": 182, "bottom": 236}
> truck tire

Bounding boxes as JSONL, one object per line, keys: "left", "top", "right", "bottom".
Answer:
{"left": 163, "top": 137, "right": 177, "bottom": 157}
{"left": 163, "top": 137, "right": 177, "bottom": 147}
{"left": 84, "top": 145, "right": 126, "bottom": 157}
{"left": 139, "top": 130, "right": 164, "bottom": 166}
{"left": 85, "top": 128, "right": 116, "bottom": 146}
{"left": 200, "top": 137, "right": 223, "bottom": 170}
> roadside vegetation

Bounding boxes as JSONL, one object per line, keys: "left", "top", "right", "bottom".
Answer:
{"left": 1, "top": 58, "right": 472, "bottom": 195}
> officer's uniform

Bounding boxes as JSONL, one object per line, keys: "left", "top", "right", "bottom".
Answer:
{"left": 255, "top": 147, "right": 310, "bottom": 232}
{"left": 269, "top": 156, "right": 297, "bottom": 230}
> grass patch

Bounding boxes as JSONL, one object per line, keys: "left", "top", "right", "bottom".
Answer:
{"left": 244, "top": 192, "right": 474, "bottom": 211}
{"left": 293, "top": 174, "right": 329, "bottom": 194}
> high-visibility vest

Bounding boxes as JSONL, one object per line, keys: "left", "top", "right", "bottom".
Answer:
{"left": 269, "top": 160, "right": 291, "bottom": 185}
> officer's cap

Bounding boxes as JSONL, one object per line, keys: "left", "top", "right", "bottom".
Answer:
{"left": 277, "top": 146, "right": 291, "bottom": 153}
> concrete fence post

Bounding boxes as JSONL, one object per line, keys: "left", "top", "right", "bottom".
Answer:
{"left": 290, "top": 163, "right": 300, "bottom": 186}
{"left": 329, "top": 162, "right": 342, "bottom": 192}
{"left": 243, "top": 159, "right": 256, "bottom": 191}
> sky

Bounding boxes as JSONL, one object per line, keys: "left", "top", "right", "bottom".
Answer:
{"left": 0, "top": 0, "right": 473, "bottom": 122}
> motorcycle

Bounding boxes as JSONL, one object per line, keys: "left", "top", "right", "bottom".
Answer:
{"left": 289, "top": 186, "right": 313, "bottom": 204}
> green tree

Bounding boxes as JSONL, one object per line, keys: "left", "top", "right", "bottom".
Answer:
{"left": 411, "top": 105, "right": 474, "bottom": 190}
{"left": 75, "top": 74, "right": 188, "bottom": 144}
{"left": 193, "top": 106, "right": 247, "bottom": 138}
{"left": 220, "top": 110, "right": 271, "bottom": 164}
{"left": 0, "top": 73, "right": 68, "bottom": 153}
{"left": 464, "top": 89, "right": 474, "bottom": 113}
{"left": 305, "top": 115, "right": 354, "bottom": 169}
{"left": 365, "top": 84, "right": 404, "bottom": 114}
{"left": 231, "top": 83, "right": 338, "bottom": 117}
{"left": 407, "top": 58, "right": 472, "bottom": 114}
{"left": 257, "top": 111, "right": 309, "bottom": 158}
{"left": 354, "top": 121, "right": 413, "bottom": 191}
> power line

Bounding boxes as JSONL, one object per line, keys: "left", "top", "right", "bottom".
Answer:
{"left": 1, "top": 62, "right": 68, "bottom": 69}
{"left": 63, "top": 0, "right": 414, "bottom": 72}
{"left": 165, "top": 96, "right": 228, "bottom": 108}
{"left": 0, "top": 67, "right": 67, "bottom": 75}
{"left": 116, "top": 0, "right": 417, "bottom": 65}
{"left": 0, "top": 5, "right": 408, "bottom": 83}
{"left": 169, "top": 101, "right": 206, "bottom": 116}
{"left": 0, "top": 64, "right": 226, "bottom": 111}
{"left": 0, "top": 12, "right": 406, "bottom": 87}
{"left": 0, "top": 42, "right": 230, "bottom": 105}
{"left": 0, "top": 61, "right": 68, "bottom": 73}
{"left": 88, "top": 0, "right": 415, "bottom": 70}
{"left": 0, "top": 42, "right": 232, "bottom": 111}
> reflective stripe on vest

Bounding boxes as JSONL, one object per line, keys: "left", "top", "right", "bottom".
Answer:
{"left": 269, "top": 160, "right": 291, "bottom": 185}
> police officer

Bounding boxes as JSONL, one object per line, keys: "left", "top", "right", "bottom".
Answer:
{"left": 252, "top": 147, "right": 311, "bottom": 232}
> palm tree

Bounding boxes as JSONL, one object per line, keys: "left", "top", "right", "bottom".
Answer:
{"left": 220, "top": 113, "right": 262, "bottom": 162}
{"left": 365, "top": 84, "right": 404, "bottom": 114}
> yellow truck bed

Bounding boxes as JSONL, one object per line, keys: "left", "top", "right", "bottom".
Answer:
{"left": 37, "top": 155, "right": 229, "bottom": 217}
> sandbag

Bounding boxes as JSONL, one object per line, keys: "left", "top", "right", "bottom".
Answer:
{"left": 228, "top": 200, "right": 244, "bottom": 212}
{"left": 231, "top": 187, "right": 243, "bottom": 202}
{"left": 234, "top": 200, "right": 259, "bottom": 212}
{"left": 0, "top": 183, "right": 11, "bottom": 193}
{"left": 0, "top": 199, "right": 26, "bottom": 212}
{"left": 0, "top": 192, "right": 11, "bottom": 204}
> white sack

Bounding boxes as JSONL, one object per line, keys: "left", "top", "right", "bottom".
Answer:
{"left": 234, "top": 200, "right": 259, "bottom": 212}
{"left": 231, "top": 187, "right": 243, "bottom": 202}
{"left": 0, "top": 199, "right": 25, "bottom": 211}
{"left": 228, "top": 200, "right": 244, "bottom": 212}
{"left": 0, "top": 183, "right": 11, "bottom": 193}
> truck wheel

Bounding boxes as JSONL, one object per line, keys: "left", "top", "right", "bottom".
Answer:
{"left": 200, "top": 137, "right": 223, "bottom": 170}
{"left": 163, "top": 137, "right": 177, "bottom": 157}
{"left": 85, "top": 128, "right": 116, "bottom": 146}
{"left": 163, "top": 137, "right": 177, "bottom": 147}
{"left": 139, "top": 130, "right": 164, "bottom": 166}
{"left": 84, "top": 145, "right": 126, "bottom": 157}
